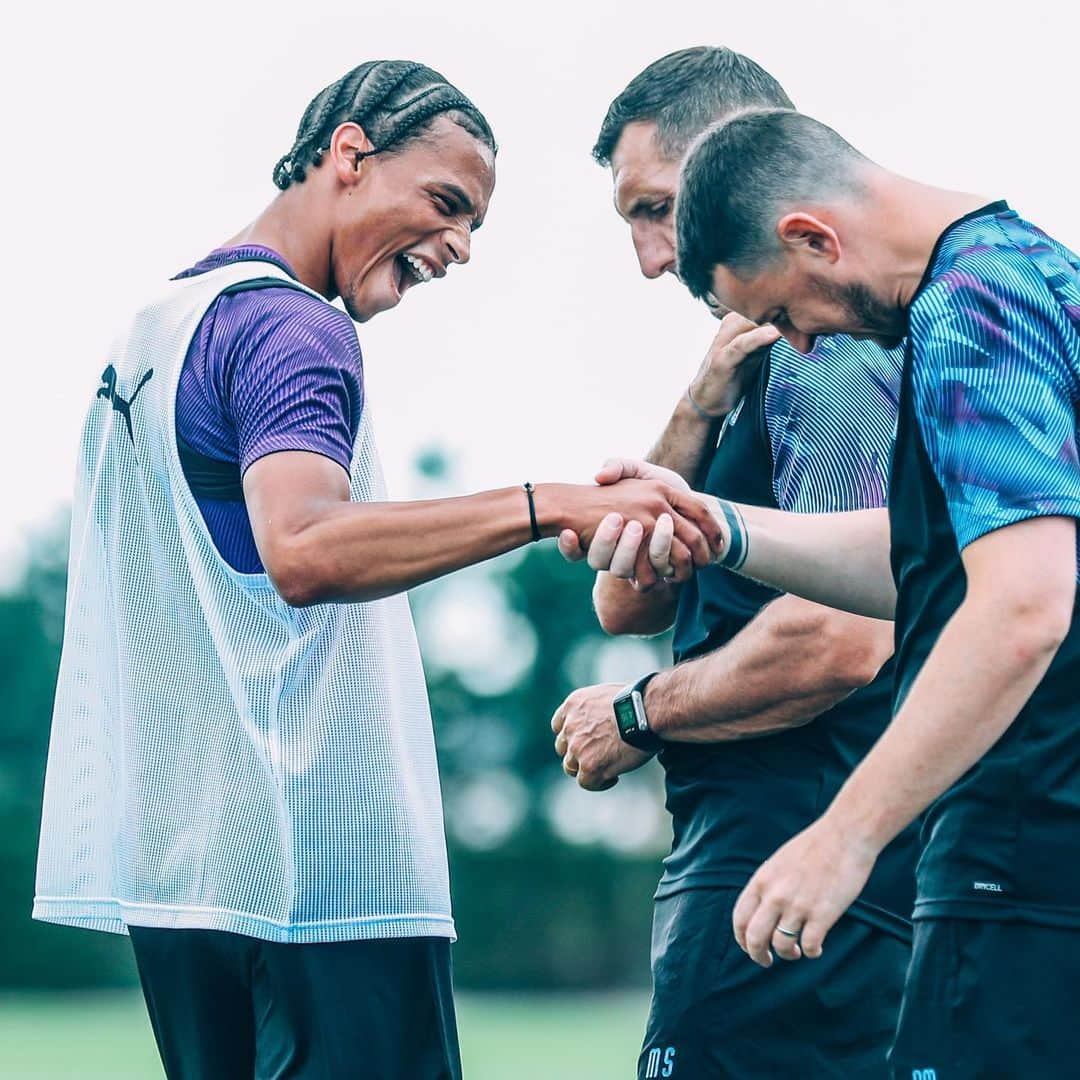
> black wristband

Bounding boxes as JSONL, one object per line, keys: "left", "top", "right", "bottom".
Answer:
{"left": 523, "top": 482, "right": 542, "bottom": 543}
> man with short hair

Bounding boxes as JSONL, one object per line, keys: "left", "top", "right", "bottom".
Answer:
{"left": 666, "top": 107, "right": 1080, "bottom": 1076}
{"left": 552, "top": 48, "right": 917, "bottom": 1078}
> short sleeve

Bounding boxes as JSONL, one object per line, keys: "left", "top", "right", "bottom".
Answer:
{"left": 209, "top": 286, "right": 364, "bottom": 477}
{"left": 766, "top": 336, "right": 901, "bottom": 513}
{"left": 909, "top": 255, "right": 1080, "bottom": 551}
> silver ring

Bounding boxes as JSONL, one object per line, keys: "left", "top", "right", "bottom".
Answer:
{"left": 775, "top": 924, "right": 799, "bottom": 938}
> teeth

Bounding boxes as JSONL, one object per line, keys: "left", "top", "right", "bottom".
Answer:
{"left": 403, "top": 253, "right": 433, "bottom": 283}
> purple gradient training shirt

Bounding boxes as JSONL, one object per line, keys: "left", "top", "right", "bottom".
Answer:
{"left": 173, "top": 245, "right": 362, "bottom": 572}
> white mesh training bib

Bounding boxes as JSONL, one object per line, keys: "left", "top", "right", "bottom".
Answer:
{"left": 34, "top": 262, "right": 454, "bottom": 943}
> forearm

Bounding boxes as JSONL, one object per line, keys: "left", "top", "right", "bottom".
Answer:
{"left": 261, "top": 484, "right": 567, "bottom": 605}
{"left": 593, "top": 572, "right": 679, "bottom": 636}
{"left": 646, "top": 392, "right": 722, "bottom": 484}
{"left": 645, "top": 596, "right": 891, "bottom": 742}
{"left": 713, "top": 502, "right": 897, "bottom": 619}
{"left": 827, "top": 595, "right": 1064, "bottom": 851}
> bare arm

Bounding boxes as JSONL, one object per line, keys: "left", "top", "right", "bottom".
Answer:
{"left": 734, "top": 516, "right": 1077, "bottom": 966}
{"left": 243, "top": 451, "right": 721, "bottom": 606}
{"left": 646, "top": 594, "right": 892, "bottom": 742}
{"left": 552, "top": 592, "right": 893, "bottom": 790}
{"left": 718, "top": 501, "right": 896, "bottom": 620}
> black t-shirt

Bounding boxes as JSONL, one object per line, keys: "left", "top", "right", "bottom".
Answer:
{"left": 660, "top": 338, "right": 917, "bottom": 941}
{"left": 890, "top": 202, "right": 1080, "bottom": 926}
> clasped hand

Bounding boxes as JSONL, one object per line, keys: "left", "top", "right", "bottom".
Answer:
{"left": 560, "top": 461, "right": 726, "bottom": 589}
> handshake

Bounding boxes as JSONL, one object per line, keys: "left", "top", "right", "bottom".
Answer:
{"left": 549, "top": 459, "right": 728, "bottom": 590}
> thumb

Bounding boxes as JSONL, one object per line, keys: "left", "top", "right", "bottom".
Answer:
{"left": 557, "top": 529, "right": 586, "bottom": 561}
{"left": 595, "top": 457, "right": 643, "bottom": 486}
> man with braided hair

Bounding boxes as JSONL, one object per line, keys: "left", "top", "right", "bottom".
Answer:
{"left": 34, "top": 59, "right": 721, "bottom": 1078}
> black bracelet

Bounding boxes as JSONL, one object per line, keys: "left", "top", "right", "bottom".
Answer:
{"left": 523, "top": 482, "right": 542, "bottom": 543}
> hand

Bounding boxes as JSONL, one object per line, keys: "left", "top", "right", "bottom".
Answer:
{"left": 545, "top": 478, "right": 722, "bottom": 591}
{"left": 557, "top": 462, "right": 705, "bottom": 588}
{"left": 731, "top": 814, "right": 879, "bottom": 968}
{"left": 689, "top": 312, "right": 781, "bottom": 418}
{"left": 551, "top": 682, "right": 654, "bottom": 790}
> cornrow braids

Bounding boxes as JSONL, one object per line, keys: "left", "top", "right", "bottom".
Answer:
{"left": 273, "top": 60, "right": 496, "bottom": 191}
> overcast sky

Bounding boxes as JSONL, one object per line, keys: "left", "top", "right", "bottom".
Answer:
{"left": 3, "top": 0, "right": 1079, "bottom": 574}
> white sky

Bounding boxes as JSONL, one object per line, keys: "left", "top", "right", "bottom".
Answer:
{"left": 3, "top": 0, "right": 1079, "bottom": 573}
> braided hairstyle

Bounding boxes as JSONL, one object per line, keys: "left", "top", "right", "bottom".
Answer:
{"left": 273, "top": 61, "right": 496, "bottom": 190}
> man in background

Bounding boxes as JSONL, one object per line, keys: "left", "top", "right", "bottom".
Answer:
{"left": 553, "top": 48, "right": 917, "bottom": 1078}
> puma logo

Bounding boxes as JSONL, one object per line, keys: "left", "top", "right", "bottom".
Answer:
{"left": 97, "top": 364, "right": 154, "bottom": 445}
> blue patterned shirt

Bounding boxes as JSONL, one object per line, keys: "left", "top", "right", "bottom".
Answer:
{"left": 908, "top": 203, "right": 1080, "bottom": 572}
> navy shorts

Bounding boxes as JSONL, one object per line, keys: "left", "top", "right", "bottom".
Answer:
{"left": 889, "top": 917, "right": 1080, "bottom": 1079}
{"left": 129, "top": 926, "right": 460, "bottom": 1079}
{"left": 640, "top": 887, "right": 909, "bottom": 1079}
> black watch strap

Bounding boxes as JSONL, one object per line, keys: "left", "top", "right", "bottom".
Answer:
{"left": 613, "top": 671, "right": 663, "bottom": 754}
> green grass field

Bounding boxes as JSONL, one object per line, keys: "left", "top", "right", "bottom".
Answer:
{"left": 0, "top": 991, "right": 649, "bottom": 1079}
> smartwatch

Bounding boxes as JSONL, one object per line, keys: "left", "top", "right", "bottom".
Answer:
{"left": 612, "top": 672, "right": 663, "bottom": 754}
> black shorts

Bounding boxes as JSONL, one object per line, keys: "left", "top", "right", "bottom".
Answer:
{"left": 889, "top": 917, "right": 1080, "bottom": 1079}
{"left": 129, "top": 926, "right": 460, "bottom": 1080}
{"left": 639, "top": 887, "right": 909, "bottom": 1079}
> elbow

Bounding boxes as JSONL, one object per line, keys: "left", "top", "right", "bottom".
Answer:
{"left": 1003, "top": 600, "right": 1072, "bottom": 667}
{"left": 818, "top": 615, "right": 894, "bottom": 691}
{"left": 264, "top": 538, "right": 332, "bottom": 608}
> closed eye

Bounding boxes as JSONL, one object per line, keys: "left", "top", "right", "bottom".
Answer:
{"left": 644, "top": 200, "right": 671, "bottom": 221}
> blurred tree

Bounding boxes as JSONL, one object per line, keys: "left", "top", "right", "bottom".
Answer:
{"left": 0, "top": 517, "right": 138, "bottom": 988}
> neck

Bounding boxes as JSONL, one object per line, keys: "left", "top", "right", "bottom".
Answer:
{"left": 224, "top": 185, "right": 335, "bottom": 299}
{"left": 857, "top": 169, "right": 991, "bottom": 310}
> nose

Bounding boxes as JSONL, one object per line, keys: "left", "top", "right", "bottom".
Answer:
{"left": 445, "top": 226, "right": 471, "bottom": 267}
{"left": 632, "top": 225, "right": 676, "bottom": 280}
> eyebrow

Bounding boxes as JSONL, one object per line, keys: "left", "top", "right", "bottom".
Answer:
{"left": 439, "top": 182, "right": 484, "bottom": 231}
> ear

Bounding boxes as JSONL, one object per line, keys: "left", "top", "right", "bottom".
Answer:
{"left": 775, "top": 212, "right": 840, "bottom": 264}
{"left": 329, "top": 122, "right": 377, "bottom": 186}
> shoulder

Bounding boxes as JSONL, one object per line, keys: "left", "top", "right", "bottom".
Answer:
{"left": 217, "top": 284, "right": 360, "bottom": 364}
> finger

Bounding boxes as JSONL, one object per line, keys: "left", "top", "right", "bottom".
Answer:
{"left": 771, "top": 922, "right": 803, "bottom": 962}
{"left": 732, "top": 882, "right": 759, "bottom": 954}
{"left": 584, "top": 775, "right": 618, "bottom": 791}
{"left": 633, "top": 538, "right": 658, "bottom": 592}
{"left": 710, "top": 310, "right": 759, "bottom": 350}
{"left": 648, "top": 513, "right": 675, "bottom": 574}
{"left": 796, "top": 912, "right": 832, "bottom": 960}
{"left": 585, "top": 513, "right": 626, "bottom": 571}
{"left": 668, "top": 491, "right": 724, "bottom": 557}
{"left": 554, "top": 731, "right": 568, "bottom": 757}
{"left": 557, "top": 529, "right": 586, "bottom": 562}
{"left": 743, "top": 897, "right": 784, "bottom": 968}
{"left": 608, "top": 520, "right": 643, "bottom": 580}
{"left": 668, "top": 538, "right": 693, "bottom": 582}
{"left": 551, "top": 700, "right": 567, "bottom": 735}
{"left": 729, "top": 321, "right": 782, "bottom": 360}
{"left": 669, "top": 512, "right": 712, "bottom": 569}
{"left": 594, "top": 457, "right": 644, "bottom": 486}
{"left": 563, "top": 753, "right": 579, "bottom": 778}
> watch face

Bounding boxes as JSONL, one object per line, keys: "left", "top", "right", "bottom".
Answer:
{"left": 613, "top": 694, "right": 638, "bottom": 737}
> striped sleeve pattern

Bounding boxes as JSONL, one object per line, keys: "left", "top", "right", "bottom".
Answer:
{"left": 909, "top": 237, "right": 1080, "bottom": 557}
{"left": 765, "top": 335, "right": 902, "bottom": 513}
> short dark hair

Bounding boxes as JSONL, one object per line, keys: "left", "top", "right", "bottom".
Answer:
{"left": 592, "top": 46, "right": 794, "bottom": 167}
{"left": 274, "top": 60, "right": 496, "bottom": 191}
{"left": 676, "top": 109, "right": 868, "bottom": 299}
